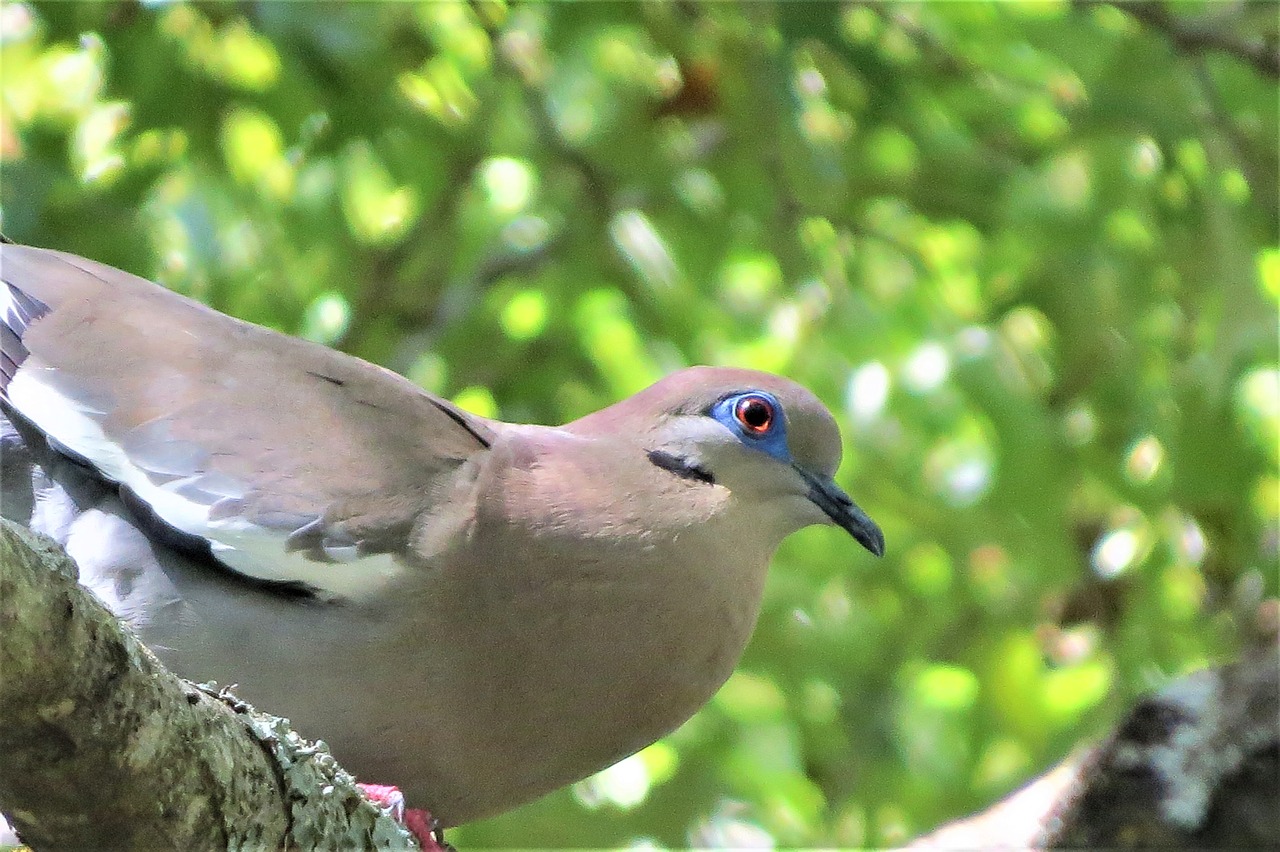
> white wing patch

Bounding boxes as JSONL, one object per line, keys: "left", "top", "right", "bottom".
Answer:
{"left": 7, "top": 363, "right": 403, "bottom": 601}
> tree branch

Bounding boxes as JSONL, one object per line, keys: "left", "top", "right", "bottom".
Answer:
{"left": 909, "top": 642, "right": 1280, "bottom": 848}
{"left": 0, "top": 520, "right": 419, "bottom": 851}
{"left": 1116, "top": 1, "right": 1280, "bottom": 78}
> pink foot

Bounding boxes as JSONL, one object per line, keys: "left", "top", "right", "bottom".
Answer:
{"left": 357, "top": 783, "right": 446, "bottom": 851}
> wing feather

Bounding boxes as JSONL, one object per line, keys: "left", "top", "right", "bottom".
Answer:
{"left": 0, "top": 243, "right": 494, "bottom": 599}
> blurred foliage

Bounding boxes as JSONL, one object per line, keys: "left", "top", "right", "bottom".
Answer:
{"left": 2, "top": 0, "right": 1277, "bottom": 848}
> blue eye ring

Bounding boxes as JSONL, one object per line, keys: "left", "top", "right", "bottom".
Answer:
{"left": 733, "top": 394, "right": 776, "bottom": 436}
{"left": 710, "top": 390, "right": 792, "bottom": 464}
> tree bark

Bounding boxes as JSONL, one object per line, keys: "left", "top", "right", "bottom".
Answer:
{"left": 0, "top": 519, "right": 419, "bottom": 851}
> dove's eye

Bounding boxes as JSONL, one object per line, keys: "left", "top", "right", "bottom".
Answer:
{"left": 734, "top": 395, "right": 775, "bottom": 436}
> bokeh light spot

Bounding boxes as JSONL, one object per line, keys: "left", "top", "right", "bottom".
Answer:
{"left": 500, "top": 288, "right": 549, "bottom": 341}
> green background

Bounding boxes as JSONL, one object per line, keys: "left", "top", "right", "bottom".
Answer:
{"left": 2, "top": 1, "right": 1276, "bottom": 847}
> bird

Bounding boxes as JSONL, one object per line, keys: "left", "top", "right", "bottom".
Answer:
{"left": 0, "top": 239, "right": 884, "bottom": 827}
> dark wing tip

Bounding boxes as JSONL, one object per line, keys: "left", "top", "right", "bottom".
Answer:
{"left": 1, "top": 274, "right": 52, "bottom": 398}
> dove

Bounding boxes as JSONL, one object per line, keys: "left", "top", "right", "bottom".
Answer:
{"left": 0, "top": 240, "right": 883, "bottom": 825}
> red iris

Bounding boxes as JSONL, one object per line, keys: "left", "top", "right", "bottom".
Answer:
{"left": 734, "top": 395, "right": 774, "bottom": 435}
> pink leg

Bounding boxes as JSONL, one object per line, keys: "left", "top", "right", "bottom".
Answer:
{"left": 357, "top": 783, "right": 447, "bottom": 851}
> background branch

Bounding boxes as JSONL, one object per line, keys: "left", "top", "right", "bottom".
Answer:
{"left": 1116, "top": 1, "right": 1280, "bottom": 78}
{"left": 910, "top": 641, "right": 1280, "bottom": 849}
